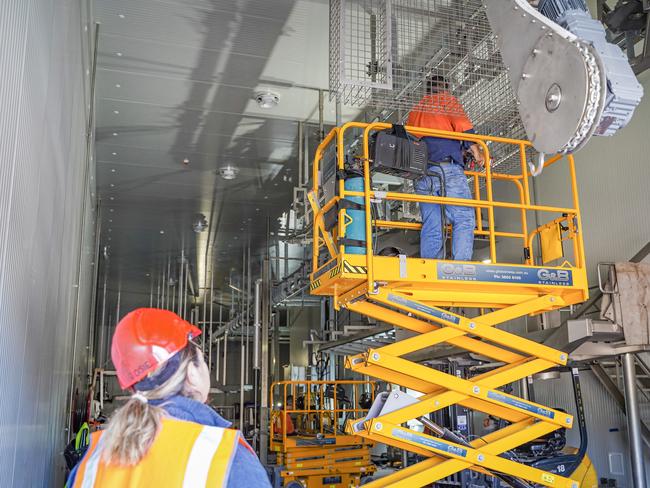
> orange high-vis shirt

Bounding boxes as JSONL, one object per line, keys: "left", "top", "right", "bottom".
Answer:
{"left": 273, "top": 412, "right": 295, "bottom": 436}
{"left": 407, "top": 92, "right": 473, "bottom": 133}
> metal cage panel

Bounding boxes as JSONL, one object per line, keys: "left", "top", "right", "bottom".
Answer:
{"left": 330, "top": 0, "right": 530, "bottom": 172}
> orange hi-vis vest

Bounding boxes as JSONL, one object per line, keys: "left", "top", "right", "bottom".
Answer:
{"left": 73, "top": 417, "right": 239, "bottom": 488}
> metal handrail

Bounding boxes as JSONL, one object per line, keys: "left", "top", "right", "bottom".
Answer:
{"left": 311, "top": 122, "right": 586, "bottom": 290}
{"left": 269, "top": 379, "right": 375, "bottom": 449}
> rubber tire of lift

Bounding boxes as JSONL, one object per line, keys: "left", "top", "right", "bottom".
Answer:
{"left": 285, "top": 481, "right": 306, "bottom": 488}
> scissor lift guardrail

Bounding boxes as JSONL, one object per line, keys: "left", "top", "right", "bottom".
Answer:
{"left": 270, "top": 380, "right": 376, "bottom": 487}
{"left": 309, "top": 122, "right": 589, "bottom": 488}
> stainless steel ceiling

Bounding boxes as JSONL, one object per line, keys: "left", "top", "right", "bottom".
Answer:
{"left": 94, "top": 0, "right": 340, "bottom": 303}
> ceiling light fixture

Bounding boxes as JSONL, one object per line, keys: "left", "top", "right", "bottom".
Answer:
{"left": 218, "top": 164, "right": 239, "bottom": 180}
{"left": 113, "top": 132, "right": 118, "bottom": 136}
{"left": 254, "top": 90, "right": 280, "bottom": 109}
{"left": 113, "top": 110, "right": 119, "bottom": 114}
{"left": 482, "top": 259, "right": 492, "bottom": 264}
{"left": 116, "top": 52, "right": 123, "bottom": 57}
{"left": 112, "top": 152, "right": 117, "bottom": 156}
{"left": 115, "top": 83, "right": 121, "bottom": 88}
{"left": 182, "top": 158, "right": 190, "bottom": 165}
{"left": 192, "top": 214, "right": 208, "bottom": 233}
{"left": 118, "top": 14, "right": 125, "bottom": 18}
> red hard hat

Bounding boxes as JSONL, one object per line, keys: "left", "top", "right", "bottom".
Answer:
{"left": 111, "top": 308, "right": 202, "bottom": 389}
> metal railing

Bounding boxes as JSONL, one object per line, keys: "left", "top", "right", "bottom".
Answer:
{"left": 311, "top": 122, "right": 587, "bottom": 291}
{"left": 269, "top": 379, "right": 374, "bottom": 449}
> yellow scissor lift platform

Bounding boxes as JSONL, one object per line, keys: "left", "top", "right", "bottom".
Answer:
{"left": 270, "top": 380, "right": 377, "bottom": 488}
{"left": 309, "top": 122, "right": 589, "bottom": 488}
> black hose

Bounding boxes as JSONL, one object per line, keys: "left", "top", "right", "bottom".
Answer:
{"left": 566, "top": 367, "right": 588, "bottom": 475}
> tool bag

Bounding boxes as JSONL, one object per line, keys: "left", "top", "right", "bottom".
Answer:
{"left": 369, "top": 124, "right": 428, "bottom": 179}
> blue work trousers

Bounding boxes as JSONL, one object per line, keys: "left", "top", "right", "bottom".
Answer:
{"left": 415, "top": 163, "right": 475, "bottom": 260}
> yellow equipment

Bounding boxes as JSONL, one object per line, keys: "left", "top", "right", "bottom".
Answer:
{"left": 270, "top": 380, "right": 376, "bottom": 487}
{"left": 566, "top": 449, "right": 598, "bottom": 488}
{"left": 309, "top": 122, "right": 591, "bottom": 487}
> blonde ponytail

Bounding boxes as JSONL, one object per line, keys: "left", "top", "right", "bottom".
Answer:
{"left": 100, "top": 345, "right": 203, "bottom": 465}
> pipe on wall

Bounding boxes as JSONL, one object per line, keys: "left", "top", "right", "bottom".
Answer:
{"left": 253, "top": 279, "right": 262, "bottom": 369}
{"left": 623, "top": 353, "right": 647, "bottom": 488}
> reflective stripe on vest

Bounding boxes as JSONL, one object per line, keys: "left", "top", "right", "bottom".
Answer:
{"left": 73, "top": 418, "right": 239, "bottom": 487}
{"left": 183, "top": 426, "right": 224, "bottom": 488}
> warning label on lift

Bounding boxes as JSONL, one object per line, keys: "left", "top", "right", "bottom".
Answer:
{"left": 437, "top": 263, "right": 573, "bottom": 286}
{"left": 387, "top": 293, "right": 461, "bottom": 324}
{"left": 487, "top": 391, "right": 556, "bottom": 419}
{"left": 391, "top": 428, "right": 468, "bottom": 458}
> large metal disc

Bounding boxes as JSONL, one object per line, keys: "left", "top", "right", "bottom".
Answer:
{"left": 517, "top": 34, "right": 593, "bottom": 154}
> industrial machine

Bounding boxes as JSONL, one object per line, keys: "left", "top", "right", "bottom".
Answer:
{"left": 309, "top": 122, "right": 592, "bottom": 487}
{"left": 486, "top": 0, "right": 643, "bottom": 164}
{"left": 269, "top": 380, "right": 376, "bottom": 488}
{"left": 330, "top": 0, "right": 643, "bottom": 174}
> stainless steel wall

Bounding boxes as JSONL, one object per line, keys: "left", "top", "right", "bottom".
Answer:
{"left": 0, "top": 0, "right": 95, "bottom": 486}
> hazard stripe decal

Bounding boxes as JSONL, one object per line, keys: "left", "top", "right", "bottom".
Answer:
{"left": 343, "top": 260, "right": 368, "bottom": 274}
{"left": 329, "top": 264, "right": 342, "bottom": 278}
{"left": 313, "top": 259, "right": 338, "bottom": 280}
{"left": 310, "top": 279, "right": 321, "bottom": 291}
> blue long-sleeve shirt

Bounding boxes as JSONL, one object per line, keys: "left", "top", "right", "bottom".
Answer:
{"left": 66, "top": 395, "right": 271, "bottom": 487}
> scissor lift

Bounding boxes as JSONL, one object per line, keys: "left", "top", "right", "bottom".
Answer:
{"left": 270, "top": 380, "right": 376, "bottom": 488}
{"left": 309, "top": 123, "right": 590, "bottom": 488}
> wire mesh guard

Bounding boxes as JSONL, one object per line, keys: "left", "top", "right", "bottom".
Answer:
{"left": 330, "top": 0, "right": 531, "bottom": 172}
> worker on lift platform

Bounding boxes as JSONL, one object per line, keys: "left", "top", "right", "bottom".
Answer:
{"left": 67, "top": 308, "right": 271, "bottom": 488}
{"left": 272, "top": 395, "right": 296, "bottom": 436}
{"left": 408, "top": 75, "right": 484, "bottom": 261}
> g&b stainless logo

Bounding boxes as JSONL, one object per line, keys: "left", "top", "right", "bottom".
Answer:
{"left": 537, "top": 269, "right": 571, "bottom": 284}
{"left": 441, "top": 263, "right": 477, "bottom": 280}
